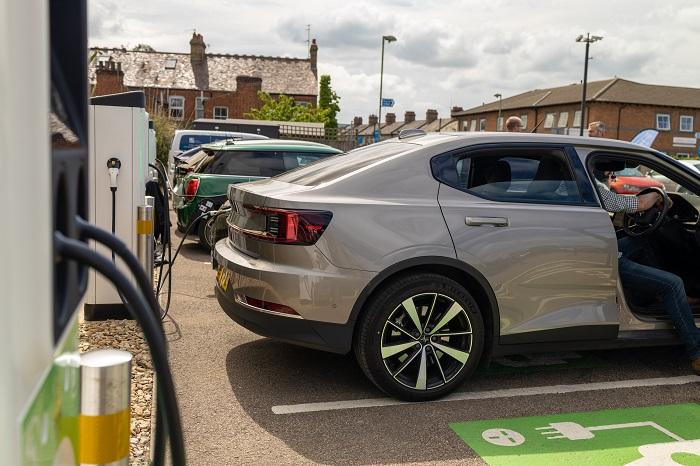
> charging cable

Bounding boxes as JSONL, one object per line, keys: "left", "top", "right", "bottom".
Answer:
{"left": 54, "top": 231, "right": 185, "bottom": 466}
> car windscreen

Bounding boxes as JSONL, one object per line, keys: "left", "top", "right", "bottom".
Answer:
{"left": 202, "top": 150, "right": 334, "bottom": 177}
{"left": 274, "top": 142, "right": 414, "bottom": 186}
{"left": 178, "top": 134, "right": 230, "bottom": 151}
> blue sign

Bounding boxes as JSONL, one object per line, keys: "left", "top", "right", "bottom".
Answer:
{"left": 381, "top": 98, "right": 395, "bottom": 108}
{"left": 373, "top": 129, "right": 380, "bottom": 143}
{"left": 357, "top": 135, "right": 363, "bottom": 145}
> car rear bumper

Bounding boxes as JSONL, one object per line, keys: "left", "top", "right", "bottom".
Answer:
{"left": 213, "top": 238, "right": 375, "bottom": 353}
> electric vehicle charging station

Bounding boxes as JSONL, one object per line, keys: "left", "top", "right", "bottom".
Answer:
{"left": 2, "top": 1, "right": 184, "bottom": 464}
{"left": 86, "top": 91, "right": 152, "bottom": 320}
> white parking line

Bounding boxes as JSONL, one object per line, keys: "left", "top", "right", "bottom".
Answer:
{"left": 271, "top": 375, "right": 700, "bottom": 415}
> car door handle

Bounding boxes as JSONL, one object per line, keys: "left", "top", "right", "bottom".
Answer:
{"left": 465, "top": 217, "right": 509, "bottom": 227}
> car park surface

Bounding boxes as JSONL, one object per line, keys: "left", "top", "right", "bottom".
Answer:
{"left": 213, "top": 131, "right": 700, "bottom": 400}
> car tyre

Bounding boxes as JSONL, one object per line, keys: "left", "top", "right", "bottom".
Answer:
{"left": 354, "top": 273, "right": 484, "bottom": 401}
{"left": 197, "top": 219, "right": 211, "bottom": 250}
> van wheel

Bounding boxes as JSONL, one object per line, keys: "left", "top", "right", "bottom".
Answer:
{"left": 354, "top": 273, "right": 484, "bottom": 401}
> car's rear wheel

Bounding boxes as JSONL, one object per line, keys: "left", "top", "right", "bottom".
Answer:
{"left": 354, "top": 273, "right": 484, "bottom": 401}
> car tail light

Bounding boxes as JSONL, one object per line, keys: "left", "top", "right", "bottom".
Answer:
{"left": 235, "top": 292, "right": 300, "bottom": 317}
{"left": 184, "top": 178, "right": 200, "bottom": 201}
{"left": 240, "top": 205, "right": 332, "bottom": 245}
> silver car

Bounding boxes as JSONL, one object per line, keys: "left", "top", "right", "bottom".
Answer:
{"left": 213, "top": 131, "right": 700, "bottom": 400}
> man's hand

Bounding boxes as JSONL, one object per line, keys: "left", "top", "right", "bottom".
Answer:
{"left": 637, "top": 191, "right": 670, "bottom": 211}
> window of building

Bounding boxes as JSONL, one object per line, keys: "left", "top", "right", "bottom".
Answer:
{"left": 680, "top": 115, "right": 694, "bottom": 132}
{"left": 676, "top": 152, "right": 691, "bottom": 159}
{"left": 544, "top": 113, "right": 556, "bottom": 129}
{"left": 479, "top": 119, "right": 486, "bottom": 131}
{"left": 295, "top": 101, "right": 310, "bottom": 107}
{"left": 214, "top": 106, "right": 228, "bottom": 120}
{"left": 165, "top": 58, "right": 177, "bottom": 69}
{"left": 168, "top": 96, "right": 184, "bottom": 120}
{"left": 520, "top": 114, "right": 528, "bottom": 129}
{"left": 572, "top": 110, "right": 582, "bottom": 128}
{"left": 497, "top": 117, "right": 504, "bottom": 131}
{"left": 469, "top": 120, "right": 477, "bottom": 132}
{"left": 557, "top": 112, "right": 569, "bottom": 128}
{"left": 195, "top": 97, "right": 206, "bottom": 120}
{"left": 656, "top": 113, "right": 671, "bottom": 131}
{"left": 97, "top": 55, "right": 110, "bottom": 66}
{"left": 431, "top": 148, "right": 581, "bottom": 204}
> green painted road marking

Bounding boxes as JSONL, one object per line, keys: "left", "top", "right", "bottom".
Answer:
{"left": 450, "top": 403, "right": 700, "bottom": 466}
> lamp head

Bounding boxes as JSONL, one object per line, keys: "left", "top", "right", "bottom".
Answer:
{"left": 575, "top": 34, "right": 584, "bottom": 42}
{"left": 383, "top": 35, "right": 397, "bottom": 43}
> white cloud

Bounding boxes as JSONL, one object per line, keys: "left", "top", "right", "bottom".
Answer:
{"left": 89, "top": 0, "right": 700, "bottom": 123}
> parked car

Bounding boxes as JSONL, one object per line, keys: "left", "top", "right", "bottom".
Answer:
{"left": 607, "top": 166, "right": 664, "bottom": 194}
{"left": 213, "top": 131, "right": 700, "bottom": 401}
{"left": 168, "top": 129, "right": 268, "bottom": 179}
{"left": 175, "top": 139, "right": 341, "bottom": 246}
{"left": 650, "top": 160, "right": 700, "bottom": 193}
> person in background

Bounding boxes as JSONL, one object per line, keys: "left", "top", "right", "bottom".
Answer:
{"left": 505, "top": 116, "right": 523, "bottom": 132}
{"left": 588, "top": 121, "right": 606, "bottom": 137}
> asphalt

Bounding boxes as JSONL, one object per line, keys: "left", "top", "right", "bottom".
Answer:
{"left": 164, "top": 233, "right": 700, "bottom": 466}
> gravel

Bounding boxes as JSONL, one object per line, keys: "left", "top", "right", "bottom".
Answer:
{"left": 79, "top": 319, "right": 154, "bottom": 465}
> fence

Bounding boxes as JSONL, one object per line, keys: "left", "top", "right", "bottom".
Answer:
{"left": 278, "top": 124, "right": 359, "bottom": 152}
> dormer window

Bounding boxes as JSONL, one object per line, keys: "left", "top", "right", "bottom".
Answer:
{"left": 165, "top": 58, "right": 177, "bottom": 69}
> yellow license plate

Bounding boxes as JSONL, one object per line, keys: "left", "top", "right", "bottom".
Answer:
{"left": 216, "top": 265, "right": 232, "bottom": 292}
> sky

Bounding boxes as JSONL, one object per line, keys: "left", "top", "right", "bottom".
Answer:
{"left": 89, "top": 0, "right": 700, "bottom": 124}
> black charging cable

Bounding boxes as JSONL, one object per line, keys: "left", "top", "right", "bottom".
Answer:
{"left": 150, "top": 162, "right": 174, "bottom": 321}
{"left": 54, "top": 232, "right": 185, "bottom": 466}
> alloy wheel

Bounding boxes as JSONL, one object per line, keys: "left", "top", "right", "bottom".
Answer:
{"left": 380, "top": 293, "right": 473, "bottom": 391}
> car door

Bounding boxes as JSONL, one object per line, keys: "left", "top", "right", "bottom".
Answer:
{"left": 435, "top": 144, "right": 619, "bottom": 344}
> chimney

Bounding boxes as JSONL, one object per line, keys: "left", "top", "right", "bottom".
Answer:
{"left": 353, "top": 116, "right": 363, "bottom": 127}
{"left": 451, "top": 106, "right": 463, "bottom": 116}
{"left": 190, "top": 32, "right": 206, "bottom": 64}
{"left": 368, "top": 114, "right": 378, "bottom": 126}
{"left": 310, "top": 38, "right": 318, "bottom": 77}
{"left": 404, "top": 111, "right": 415, "bottom": 123}
{"left": 94, "top": 58, "right": 125, "bottom": 96}
{"left": 426, "top": 109, "right": 438, "bottom": 122}
{"left": 385, "top": 113, "right": 396, "bottom": 124}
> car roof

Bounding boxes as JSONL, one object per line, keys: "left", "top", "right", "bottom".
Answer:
{"left": 201, "top": 138, "right": 342, "bottom": 153}
{"left": 399, "top": 131, "right": 660, "bottom": 153}
{"left": 174, "top": 129, "right": 256, "bottom": 136}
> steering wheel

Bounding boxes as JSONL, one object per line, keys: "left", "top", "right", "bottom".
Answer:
{"left": 622, "top": 187, "right": 670, "bottom": 237}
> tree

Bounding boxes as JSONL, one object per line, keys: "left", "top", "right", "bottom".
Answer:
{"left": 132, "top": 43, "right": 156, "bottom": 52}
{"left": 318, "top": 75, "right": 340, "bottom": 129}
{"left": 245, "top": 91, "right": 330, "bottom": 124}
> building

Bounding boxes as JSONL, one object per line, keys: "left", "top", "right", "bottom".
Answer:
{"left": 345, "top": 109, "right": 458, "bottom": 145}
{"left": 89, "top": 33, "right": 319, "bottom": 122}
{"left": 452, "top": 78, "right": 700, "bottom": 156}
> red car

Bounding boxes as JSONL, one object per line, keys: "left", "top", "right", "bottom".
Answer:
{"left": 608, "top": 167, "right": 664, "bottom": 194}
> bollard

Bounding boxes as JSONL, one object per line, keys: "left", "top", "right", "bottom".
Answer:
{"left": 136, "top": 203, "right": 154, "bottom": 286}
{"left": 79, "top": 349, "right": 132, "bottom": 466}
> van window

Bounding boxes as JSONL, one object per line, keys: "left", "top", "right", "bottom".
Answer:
{"left": 178, "top": 134, "right": 230, "bottom": 151}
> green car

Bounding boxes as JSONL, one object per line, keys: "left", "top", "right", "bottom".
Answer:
{"left": 174, "top": 139, "right": 342, "bottom": 246}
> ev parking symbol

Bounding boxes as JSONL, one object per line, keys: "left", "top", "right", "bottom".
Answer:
{"left": 481, "top": 428, "right": 525, "bottom": 447}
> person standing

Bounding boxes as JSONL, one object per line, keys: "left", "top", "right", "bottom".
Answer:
{"left": 505, "top": 116, "right": 523, "bottom": 132}
{"left": 588, "top": 121, "right": 606, "bottom": 137}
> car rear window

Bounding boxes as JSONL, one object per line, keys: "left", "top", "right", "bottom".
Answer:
{"left": 274, "top": 142, "right": 414, "bottom": 186}
{"left": 202, "top": 150, "right": 333, "bottom": 177}
{"left": 178, "top": 134, "right": 230, "bottom": 151}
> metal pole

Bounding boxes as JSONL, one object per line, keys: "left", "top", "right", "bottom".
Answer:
{"left": 80, "top": 349, "right": 132, "bottom": 466}
{"left": 378, "top": 38, "right": 385, "bottom": 142}
{"left": 497, "top": 96, "right": 502, "bottom": 130}
{"left": 579, "top": 34, "right": 590, "bottom": 136}
{"left": 137, "top": 203, "right": 154, "bottom": 287}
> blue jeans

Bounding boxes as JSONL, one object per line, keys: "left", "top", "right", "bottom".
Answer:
{"left": 618, "top": 238, "right": 700, "bottom": 360}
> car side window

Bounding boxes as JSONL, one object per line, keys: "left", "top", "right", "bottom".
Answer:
{"left": 204, "top": 151, "right": 286, "bottom": 177}
{"left": 435, "top": 148, "right": 582, "bottom": 204}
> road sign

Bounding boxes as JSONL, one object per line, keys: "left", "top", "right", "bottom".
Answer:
{"left": 381, "top": 98, "right": 395, "bottom": 108}
{"left": 373, "top": 129, "right": 380, "bottom": 143}
{"left": 450, "top": 403, "right": 700, "bottom": 466}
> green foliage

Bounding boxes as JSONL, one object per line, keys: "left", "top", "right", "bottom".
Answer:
{"left": 132, "top": 43, "right": 156, "bottom": 52}
{"left": 245, "top": 91, "right": 330, "bottom": 124}
{"left": 152, "top": 112, "right": 177, "bottom": 165}
{"left": 318, "top": 75, "right": 341, "bottom": 129}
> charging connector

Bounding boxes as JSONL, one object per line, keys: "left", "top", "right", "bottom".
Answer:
{"left": 107, "top": 157, "right": 121, "bottom": 192}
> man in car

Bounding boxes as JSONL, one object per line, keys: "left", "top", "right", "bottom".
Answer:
{"left": 588, "top": 121, "right": 607, "bottom": 137}
{"left": 505, "top": 116, "right": 523, "bottom": 132}
{"left": 597, "top": 173, "right": 700, "bottom": 374}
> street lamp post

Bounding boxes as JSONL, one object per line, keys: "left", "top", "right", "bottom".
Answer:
{"left": 576, "top": 33, "right": 603, "bottom": 136}
{"left": 494, "top": 93, "right": 502, "bottom": 130}
{"left": 377, "top": 35, "right": 397, "bottom": 142}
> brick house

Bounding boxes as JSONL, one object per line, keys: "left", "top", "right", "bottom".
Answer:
{"left": 452, "top": 78, "right": 700, "bottom": 156}
{"left": 89, "top": 33, "right": 319, "bottom": 122}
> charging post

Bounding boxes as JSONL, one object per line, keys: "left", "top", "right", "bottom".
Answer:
{"left": 137, "top": 202, "right": 155, "bottom": 288}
